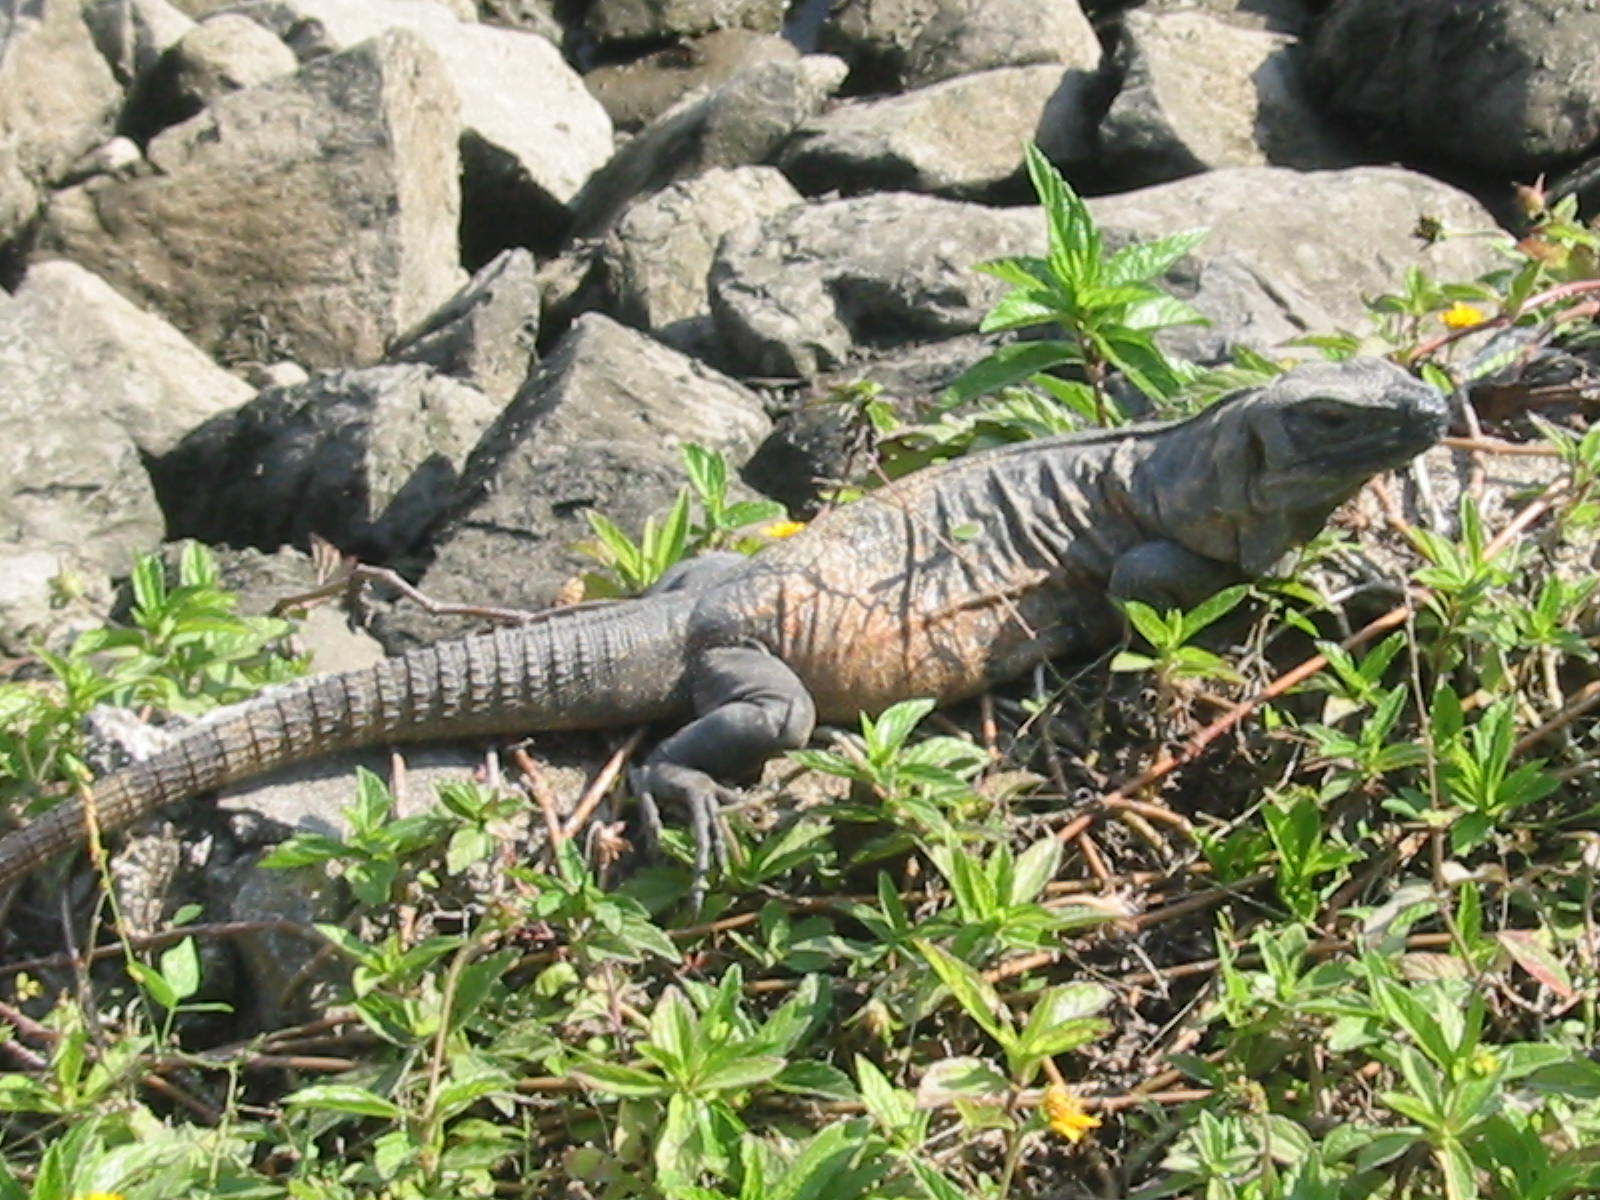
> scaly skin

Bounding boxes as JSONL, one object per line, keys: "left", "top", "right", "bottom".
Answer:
{"left": 0, "top": 358, "right": 1448, "bottom": 892}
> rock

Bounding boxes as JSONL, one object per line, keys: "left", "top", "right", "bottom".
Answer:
{"left": 1085, "top": 165, "right": 1506, "bottom": 345}
{"left": 8, "top": 259, "right": 254, "bottom": 464}
{"left": 571, "top": 53, "right": 847, "bottom": 238}
{"left": 1306, "top": 0, "right": 1600, "bottom": 172}
{"left": 596, "top": 166, "right": 802, "bottom": 358}
{"left": 222, "top": 0, "right": 613, "bottom": 244}
{"left": 707, "top": 166, "right": 1503, "bottom": 380}
{"left": 708, "top": 192, "right": 1039, "bottom": 378}
{"left": 166, "top": 12, "right": 299, "bottom": 108}
{"left": 0, "top": 298, "right": 164, "bottom": 648}
{"left": 57, "top": 136, "right": 145, "bottom": 186}
{"left": 38, "top": 31, "right": 463, "bottom": 370}
{"left": 476, "top": 0, "right": 562, "bottom": 40}
{"left": 903, "top": 0, "right": 1100, "bottom": 87}
{"left": 585, "top": 29, "right": 798, "bottom": 131}
{"left": 245, "top": 361, "right": 312, "bottom": 388}
{"left": 818, "top": 0, "right": 936, "bottom": 90}
{"left": 84, "top": 0, "right": 195, "bottom": 85}
{"left": 778, "top": 65, "right": 1092, "bottom": 200}
{"left": 819, "top": 0, "right": 1097, "bottom": 91}
{"left": 1099, "top": 7, "right": 1360, "bottom": 188}
{"left": 403, "top": 314, "right": 771, "bottom": 628}
{"left": 0, "top": 0, "right": 123, "bottom": 243}
{"left": 1137, "top": 0, "right": 1311, "bottom": 35}
{"left": 388, "top": 248, "right": 542, "bottom": 405}
{"left": 584, "top": 0, "right": 786, "bottom": 45}
{"left": 202, "top": 545, "right": 388, "bottom": 674}
{"left": 160, "top": 365, "right": 502, "bottom": 561}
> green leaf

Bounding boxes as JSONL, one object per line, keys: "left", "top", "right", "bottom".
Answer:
{"left": 914, "top": 939, "right": 1008, "bottom": 1044}
{"left": 286, "top": 1083, "right": 405, "bottom": 1119}
{"left": 1179, "top": 584, "right": 1249, "bottom": 640}
{"left": 567, "top": 1060, "right": 670, "bottom": 1098}
{"left": 772, "top": 1060, "right": 857, "bottom": 1100}
{"left": 941, "top": 340, "right": 1084, "bottom": 404}
{"left": 1008, "top": 837, "right": 1061, "bottom": 906}
{"left": 1102, "top": 229, "right": 1207, "bottom": 285}
{"left": 698, "top": 1055, "right": 787, "bottom": 1093}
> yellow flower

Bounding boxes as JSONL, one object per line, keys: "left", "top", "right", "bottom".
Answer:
{"left": 760, "top": 520, "right": 807, "bottom": 539}
{"left": 76, "top": 1193, "right": 126, "bottom": 1200}
{"left": 1440, "top": 301, "right": 1485, "bottom": 329}
{"left": 1042, "top": 1084, "right": 1101, "bottom": 1143}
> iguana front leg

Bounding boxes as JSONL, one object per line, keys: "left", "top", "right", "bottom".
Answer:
{"left": 633, "top": 642, "right": 817, "bottom": 901}
{"left": 1109, "top": 540, "right": 1244, "bottom": 611}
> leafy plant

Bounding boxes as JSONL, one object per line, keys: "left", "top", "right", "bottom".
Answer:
{"left": 580, "top": 443, "right": 787, "bottom": 596}
{"left": 944, "top": 141, "right": 1207, "bottom": 424}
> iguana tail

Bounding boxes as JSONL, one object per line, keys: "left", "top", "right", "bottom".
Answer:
{"left": 0, "top": 596, "right": 696, "bottom": 890}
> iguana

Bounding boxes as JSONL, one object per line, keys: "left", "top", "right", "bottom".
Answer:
{"left": 0, "top": 358, "right": 1447, "bottom": 892}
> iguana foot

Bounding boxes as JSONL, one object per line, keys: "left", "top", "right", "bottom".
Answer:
{"left": 633, "top": 642, "right": 817, "bottom": 906}
{"left": 632, "top": 761, "right": 738, "bottom": 906}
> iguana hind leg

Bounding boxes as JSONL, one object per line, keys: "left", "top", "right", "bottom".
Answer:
{"left": 634, "top": 642, "right": 817, "bottom": 902}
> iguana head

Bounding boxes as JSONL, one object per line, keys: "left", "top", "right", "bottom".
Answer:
{"left": 1155, "top": 358, "right": 1449, "bottom": 576}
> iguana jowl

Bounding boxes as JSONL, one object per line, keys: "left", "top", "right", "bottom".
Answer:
{"left": 0, "top": 359, "right": 1447, "bottom": 891}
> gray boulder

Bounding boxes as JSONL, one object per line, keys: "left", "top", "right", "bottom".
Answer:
{"left": 405, "top": 314, "right": 772, "bottom": 628}
{"left": 779, "top": 65, "right": 1094, "bottom": 200}
{"left": 585, "top": 0, "right": 786, "bottom": 44}
{"left": 820, "top": 0, "right": 1098, "bottom": 90}
{"left": 220, "top": 0, "right": 613, "bottom": 221}
{"left": 1086, "top": 165, "right": 1506, "bottom": 343}
{"left": 1100, "top": 8, "right": 1360, "bottom": 188}
{"left": 165, "top": 12, "right": 298, "bottom": 109}
{"left": 0, "top": 300, "right": 164, "bottom": 648}
{"left": 1137, "top": 0, "right": 1311, "bottom": 35}
{"left": 0, "top": 0, "right": 123, "bottom": 243}
{"left": 389, "top": 248, "right": 542, "bottom": 405}
{"left": 160, "top": 365, "right": 501, "bottom": 561}
{"left": 708, "top": 166, "right": 1505, "bottom": 380}
{"left": 1307, "top": 0, "right": 1600, "bottom": 172}
{"left": 596, "top": 166, "right": 803, "bottom": 357}
{"left": 83, "top": 0, "right": 196, "bottom": 85}
{"left": 708, "top": 192, "right": 1039, "bottom": 378}
{"left": 903, "top": 0, "right": 1100, "bottom": 87}
{"left": 585, "top": 29, "right": 798, "bottom": 131}
{"left": 571, "top": 54, "right": 847, "bottom": 238}
{"left": 8, "top": 259, "right": 254, "bottom": 461}
{"left": 39, "top": 30, "right": 464, "bottom": 369}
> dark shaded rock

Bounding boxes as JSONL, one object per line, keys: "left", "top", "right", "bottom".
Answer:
{"left": 585, "top": 0, "right": 786, "bottom": 45}
{"left": 389, "top": 248, "right": 541, "bottom": 405}
{"left": 1099, "top": 7, "right": 1360, "bottom": 188}
{"left": 397, "top": 314, "right": 771, "bottom": 636}
{"left": 1307, "top": 0, "right": 1600, "bottom": 172}
{"left": 569, "top": 53, "right": 846, "bottom": 238}
{"left": 83, "top": 0, "right": 194, "bottom": 85}
{"left": 584, "top": 29, "right": 797, "bottom": 131}
{"left": 130, "top": 12, "right": 299, "bottom": 137}
{"left": 160, "top": 365, "right": 501, "bottom": 561}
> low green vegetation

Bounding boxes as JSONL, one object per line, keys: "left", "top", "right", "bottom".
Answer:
{"left": 5, "top": 150, "right": 1600, "bottom": 1200}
